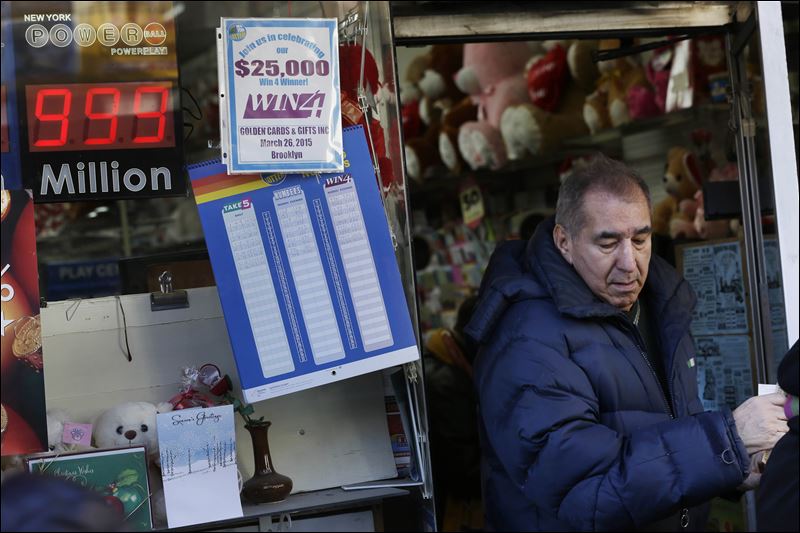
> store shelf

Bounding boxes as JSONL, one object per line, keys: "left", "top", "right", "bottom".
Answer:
{"left": 562, "top": 102, "right": 730, "bottom": 149}
{"left": 161, "top": 486, "right": 410, "bottom": 531}
{"left": 408, "top": 103, "right": 731, "bottom": 197}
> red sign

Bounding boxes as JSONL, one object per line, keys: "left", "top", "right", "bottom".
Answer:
{"left": 1, "top": 188, "right": 47, "bottom": 456}
{"left": 25, "top": 81, "right": 175, "bottom": 152}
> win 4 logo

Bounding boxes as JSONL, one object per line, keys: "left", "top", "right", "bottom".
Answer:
{"left": 243, "top": 91, "right": 325, "bottom": 119}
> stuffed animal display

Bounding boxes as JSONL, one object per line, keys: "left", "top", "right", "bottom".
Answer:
{"left": 456, "top": 41, "right": 532, "bottom": 170}
{"left": 402, "top": 45, "right": 466, "bottom": 180}
{"left": 653, "top": 146, "right": 703, "bottom": 240}
{"left": 583, "top": 39, "right": 662, "bottom": 134}
{"left": 500, "top": 41, "right": 591, "bottom": 161}
{"left": 399, "top": 37, "right": 728, "bottom": 181}
{"left": 438, "top": 97, "right": 478, "bottom": 175}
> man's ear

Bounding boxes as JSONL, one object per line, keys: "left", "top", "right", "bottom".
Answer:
{"left": 553, "top": 223, "right": 573, "bottom": 265}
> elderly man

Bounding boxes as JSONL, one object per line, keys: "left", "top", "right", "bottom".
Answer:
{"left": 465, "top": 154, "right": 787, "bottom": 531}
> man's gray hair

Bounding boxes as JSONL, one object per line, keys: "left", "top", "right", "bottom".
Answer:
{"left": 555, "top": 153, "right": 651, "bottom": 235}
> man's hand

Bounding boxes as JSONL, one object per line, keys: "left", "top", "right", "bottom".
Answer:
{"left": 737, "top": 450, "right": 768, "bottom": 491}
{"left": 732, "top": 393, "right": 788, "bottom": 455}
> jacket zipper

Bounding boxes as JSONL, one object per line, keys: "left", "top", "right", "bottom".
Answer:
{"left": 625, "top": 320, "right": 674, "bottom": 420}
{"left": 625, "top": 318, "right": 684, "bottom": 526}
{"left": 636, "top": 345, "right": 674, "bottom": 420}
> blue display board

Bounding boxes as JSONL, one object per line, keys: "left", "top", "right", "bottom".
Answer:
{"left": 189, "top": 126, "right": 418, "bottom": 402}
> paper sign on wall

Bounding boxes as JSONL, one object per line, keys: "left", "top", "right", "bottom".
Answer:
{"left": 157, "top": 405, "right": 243, "bottom": 529}
{"left": 189, "top": 126, "right": 419, "bottom": 403}
{"left": 218, "top": 18, "right": 342, "bottom": 174}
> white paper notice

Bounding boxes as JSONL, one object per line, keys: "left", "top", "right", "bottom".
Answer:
{"left": 223, "top": 201, "right": 295, "bottom": 378}
{"left": 158, "top": 405, "right": 243, "bottom": 528}
{"left": 695, "top": 335, "right": 754, "bottom": 411}
{"left": 220, "top": 18, "right": 343, "bottom": 174}
{"left": 682, "top": 241, "right": 748, "bottom": 336}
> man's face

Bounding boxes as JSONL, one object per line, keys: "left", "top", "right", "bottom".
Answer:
{"left": 554, "top": 189, "right": 652, "bottom": 311}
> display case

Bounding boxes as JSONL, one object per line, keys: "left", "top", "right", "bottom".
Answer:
{"left": 390, "top": 1, "right": 797, "bottom": 530}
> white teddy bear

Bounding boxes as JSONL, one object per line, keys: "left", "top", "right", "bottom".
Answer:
{"left": 93, "top": 402, "right": 172, "bottom": 457}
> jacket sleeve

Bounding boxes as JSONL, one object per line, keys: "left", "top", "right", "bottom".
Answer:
{"left": 478, "top": 335, "right": 750, "bottom": 531}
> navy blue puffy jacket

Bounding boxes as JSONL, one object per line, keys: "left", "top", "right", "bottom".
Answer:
{"left": 465, "top": 218, "right": 750, "bottom": 531}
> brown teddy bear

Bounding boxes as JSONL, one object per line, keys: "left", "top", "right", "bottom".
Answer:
{"left": 653, "top": 146, "right": 704, "bottom": 239}
{"left": 405, "top": 108, "right": 443, "bottom": 181}
{"left": 403, "top": 45, "right": 466, "bottom": 180}
{"left": 438, "top": 97, "right": 478, "bottom": 175}
{"left": 583, "top": 39, "right": 657, "bottom": 133}
{"left": 417, "top": 44, "right": 464, "bottom": 124}
{"left": 400, "top": 53, "right": 430, "bottom": 106}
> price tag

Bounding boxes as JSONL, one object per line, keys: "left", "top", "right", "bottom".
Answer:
{"left": 459, "top": 180, "right": 484, "bottom": 229}
{"left": 62, "top": 423, "right": 93, "bottom": 447}
{"left": 219, "top": 18, "right": 342, "bottom": 174}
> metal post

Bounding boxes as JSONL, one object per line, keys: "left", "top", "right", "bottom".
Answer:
{"left": 725, "top": 26, "right": 773, "bottom": 385}
{"left": 756, "top": 1, "right": 800, "bottom": 349}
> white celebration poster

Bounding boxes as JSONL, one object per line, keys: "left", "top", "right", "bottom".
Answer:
{"left": 219, "top": 18, "right": 342, "bottom": 174}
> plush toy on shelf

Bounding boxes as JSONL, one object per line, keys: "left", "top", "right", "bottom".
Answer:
{"left": 416, "top": 44, "right": 464, "bottom": 125}
{"left": 405, "top": 106, "right": 444, "bottom": 181}
{"left": 645, "top": 44, "right": 674, "bottom": 114}
{"left": 583, "top": 39, "right": 660, "bottom": 134}
{"left": 438, "top": 97, "right": 478, "bottom": 175}
{"left": 691, "top": 35, "right": 728, "bottom": 104}
{"left": 455, "top": 41, "right": 533, "bottom": 171}
{"left": 400, "top": 52, "right": 430, "bottom": 105}
{"left": 567, "top": 40, "right": 601, "bottom": 94}
{"left": 403, "top": 45, "right": 468, "bottom": 181}
{"left": 500, "top": 41, "right": 591, "bottom": 161}
{"left": 399, "top": 52, "right": 429, "bottom": 142}
{"left": 653, "top": 146, "right": 704, "bottom": 240}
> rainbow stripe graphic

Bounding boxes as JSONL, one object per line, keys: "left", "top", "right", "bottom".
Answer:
{"left": 191, "top": 167, "right": 287, "bottom": 204}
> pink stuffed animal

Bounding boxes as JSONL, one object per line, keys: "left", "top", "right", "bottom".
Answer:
{"left": 455, "top": 42, "right": 532, "bottom": 170}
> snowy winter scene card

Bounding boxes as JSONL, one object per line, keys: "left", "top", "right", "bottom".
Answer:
{"left": 157, "top": 405, "right": 243, "bottom": 528}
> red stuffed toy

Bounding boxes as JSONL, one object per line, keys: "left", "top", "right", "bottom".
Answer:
{"left": 338, "top": 43, "right": 395, "bottom": 188}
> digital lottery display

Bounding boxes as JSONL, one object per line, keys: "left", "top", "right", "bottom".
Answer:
{"left": 9, "top": 1, "right": 184, "bottom": 202}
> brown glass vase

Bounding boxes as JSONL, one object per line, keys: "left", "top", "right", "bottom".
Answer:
{"left": 242, "top": 422, "right": 293, "bottom": 504}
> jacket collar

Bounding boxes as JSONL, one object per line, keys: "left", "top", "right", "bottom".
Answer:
{"left": 526, "top": 217, "right": 696, "bottom": 353}
{"left": 525, "top": 217, "right": 618, "bottom": 320}
{"left": 465, "top": 216, "right": 696, "bottom": 350}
